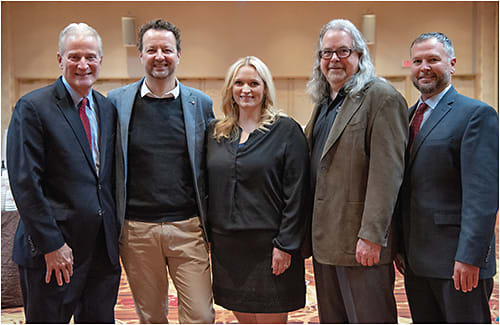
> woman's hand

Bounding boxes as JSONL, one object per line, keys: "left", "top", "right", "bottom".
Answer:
{"left": 272, "top": 247, "right": 291, "bottom": 276}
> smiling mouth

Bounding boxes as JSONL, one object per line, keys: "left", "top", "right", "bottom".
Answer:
{"left": 153, "top": 63, "right": 168, "bottom": 68}
{"left": 418, "top": 76, "right": 435, "bottom": 82}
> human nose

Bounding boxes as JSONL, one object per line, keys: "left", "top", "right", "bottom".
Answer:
{"left": 154, "top": 49, "right": 165, "bottom": 60}
{"left": 420, "top": 60, "right": 432, "bottom": 71}
{"left": 241, "top": 84, "right": 251, "bottom": 93}
{"left": 77, "top": 57, "right": 89, "bottom": 69}
{"left": 329, "top": 51, "right": 341, "bottom": 61}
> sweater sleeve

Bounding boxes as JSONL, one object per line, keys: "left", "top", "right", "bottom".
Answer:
{"left": 272, "top": 119, "right": 312, "bottom": 252}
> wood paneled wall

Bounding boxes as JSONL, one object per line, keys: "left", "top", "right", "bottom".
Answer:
{"left": 3, "top": 2, "right": 497, "bottom": 130}
{"left": 15, "top": 74, "right": 476, "bottom": 126}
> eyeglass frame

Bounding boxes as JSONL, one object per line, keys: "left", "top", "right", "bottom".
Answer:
{"left": 319, "top": 47, "right": 356, "bottom": 60}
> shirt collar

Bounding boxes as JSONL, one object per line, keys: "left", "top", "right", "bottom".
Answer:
{"left": 61, "top": 76, "right": 94, "bottom": 109}
{"left": 324, "top": 87, "right": 346, "bottom": 105}
{"left": 324, "top": 87, "right": 346, "bottom": 111}
{"left": 418, "top": 84, "right": 452, "bottom": 110}
{"left": 141, "top": 79, "right": 180, "bottom": 99}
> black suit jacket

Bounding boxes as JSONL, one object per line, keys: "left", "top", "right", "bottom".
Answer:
{"left": 7, "top": 77, "right": 119, "bottom": 269}
{"left": 399, "top": 86, "right": 498, "bottom": 279}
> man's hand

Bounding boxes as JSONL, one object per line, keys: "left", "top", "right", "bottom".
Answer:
{"left": 44, "top": 243, "right": 74, "bottom": 286}
{"left": 453, "top": 261, "right": 479, "bottom": 293}
{"left": 355, "top": 238, "right": 381, "bottom": 266}
{"left": 272, "top": 247, "right": 291, "bottom": 276}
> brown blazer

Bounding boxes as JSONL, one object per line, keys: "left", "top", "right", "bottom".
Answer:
{"left": 305, "top": 78, "right": 408, "bottom": 266}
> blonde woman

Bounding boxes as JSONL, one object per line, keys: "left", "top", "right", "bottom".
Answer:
{"left": 206, "top": 56, "right": 311, "bottom": 323}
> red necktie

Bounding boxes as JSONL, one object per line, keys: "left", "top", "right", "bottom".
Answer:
{"left": 79, "top": 98, "right": 92, "bottom": 150}
{"left": 408, "top": 102, "right": 428, "bottom": 151}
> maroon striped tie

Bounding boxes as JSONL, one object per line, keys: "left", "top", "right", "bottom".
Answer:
{"left": 79, "top": 98, "right": 92, "bottom": 150}
{"left": 408, "top": 102, "right": 428, "bottom": 151}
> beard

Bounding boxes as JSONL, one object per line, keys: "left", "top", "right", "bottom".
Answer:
{"left": 148, "top": 68, "right": 173, "bottom": 80}
{"left": 324, "top": 68, "right": 350, "bottom": 91}
{"left": 412, "top": 70, "right": 451, "bottom": 95}
{"left": 145, "top": 61, "right": 177, "bottom": 80}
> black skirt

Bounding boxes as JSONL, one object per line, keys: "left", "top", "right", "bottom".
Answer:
{"left": 210, "top": 230, "right": 306, "bottom": 313}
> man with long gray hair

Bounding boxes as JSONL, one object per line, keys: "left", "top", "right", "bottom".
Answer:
{"left": 7, "top": 23, "right": 120, "bottom": 322}
{"left": 304, "top": 19, "right": 408, "bottom": 322}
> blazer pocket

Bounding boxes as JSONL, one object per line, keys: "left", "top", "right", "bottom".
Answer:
{"left": 345, "top": 113, "right": 367, "bottom": 131}
{"left": 425, "top": 137, "right": 456, "bottom": 145}
{"left": 434, "top": 213, "right": 461, "bottom": 226}
{"left": 345, "top": 120, "right": 366, "bottom": 131}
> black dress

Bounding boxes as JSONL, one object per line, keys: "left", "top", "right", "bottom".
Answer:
{"left": 206, "top": 116, "right": 311, "bottom": 313}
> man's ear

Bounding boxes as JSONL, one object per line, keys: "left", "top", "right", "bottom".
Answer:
{"left": 57, "top": 52, "right": 63, "bottom": 70}
{"left": 449, "top": 57, "right": 456, "bottom": 75}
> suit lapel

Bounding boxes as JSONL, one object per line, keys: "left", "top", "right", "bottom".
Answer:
{"left": 321, "top": 94, "right": 364, "bottom": 160}
{"left": 54, "top": 78, "right": 97, "bottom": 176}
{"left": 94, "top": 93, "right": 106, "bottom": 172}
{"left": 118, "top": 79, "right": 142, "bottom": 170}
{"left": 408, "top": 103, "right": 417, "bottom": 121}
{"left": 180, "top": 83, "right": 197, "bottom": 172}
{"left": 409, "top": 87, "right": 456, "bottom": 166}
{"left": 304, "top": 104, "right": 321, "bottom": 149}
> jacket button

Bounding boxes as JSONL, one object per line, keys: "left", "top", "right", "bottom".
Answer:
{"left": 98, "top": 209, "right": 103, "bottom": 216}
{"left": 28, "top": 238, "right": 36, "bottom": 252}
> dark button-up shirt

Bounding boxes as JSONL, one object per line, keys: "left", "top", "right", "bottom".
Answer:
{"left": 310, "top": 90, "right": 346, "bottom": 191}
{"left": 206, "top": 116, "right": 311, "bottom": 252}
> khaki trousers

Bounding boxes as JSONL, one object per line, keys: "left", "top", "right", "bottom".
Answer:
{"left": 120, "top": 217, "right": 215, "bottom": 324}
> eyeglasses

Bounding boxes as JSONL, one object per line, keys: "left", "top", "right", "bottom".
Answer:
{"left": 319, "top": 47, "right": 354, "bottom": 60}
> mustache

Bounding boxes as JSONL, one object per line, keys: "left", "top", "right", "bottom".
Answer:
{"left": 328, "top": 64, "right": 344, "bottom": 69}
{"left": 417, "top": 72, "right": 436, "bottom": 78}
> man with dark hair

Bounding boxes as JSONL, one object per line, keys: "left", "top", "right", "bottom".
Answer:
{"left": 137, "top": 19, "right": 181, "bottom": 52}
{"left": 107, "top": 19, "right": 215, "bottom": 323}
{"left": 397, "top": 32, "right": 498, "bottom": 323}
{"left": 7, "top": 23, "right": 120, "bottom": 323}
{"left": 305, "top": 19, "right": 408, "bottom": 323}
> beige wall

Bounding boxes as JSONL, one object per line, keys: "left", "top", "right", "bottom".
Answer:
{"left": 2, "top": 1, "right": 498, "bottom": 129}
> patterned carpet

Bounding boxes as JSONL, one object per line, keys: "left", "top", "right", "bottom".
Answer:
{"left": 2, "top": 225, "right": 499, "bottom": 323}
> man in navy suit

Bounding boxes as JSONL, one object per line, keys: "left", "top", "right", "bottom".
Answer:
{"left": 7, "top": 23, "right": 120, "bottom": 323}
{"left": 107, "top": 19, "right": 214, "bottom": 323}
{"left": 397, "top": 32, "right": 498, "bottom": 323}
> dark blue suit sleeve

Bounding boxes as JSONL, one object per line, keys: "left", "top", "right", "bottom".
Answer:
{"left": 7, "top": 97, "right": 65, "bottom": 255}
{"left": 456, "top": 104, "right": 498, "bottom": 267}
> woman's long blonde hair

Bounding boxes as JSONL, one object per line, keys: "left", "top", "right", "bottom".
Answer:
{"left": 213, "top": 56, "right": 281, "bottom": 142}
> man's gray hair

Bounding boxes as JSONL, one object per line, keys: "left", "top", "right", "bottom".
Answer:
{"left": 306, "top": 19, "right": 376, "bottom": 104}
{"left": 58, "top": 23, "right": 103, "bottom": 56}
{"left": 410, "top": 32, "right": 455, "bottom": 60}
